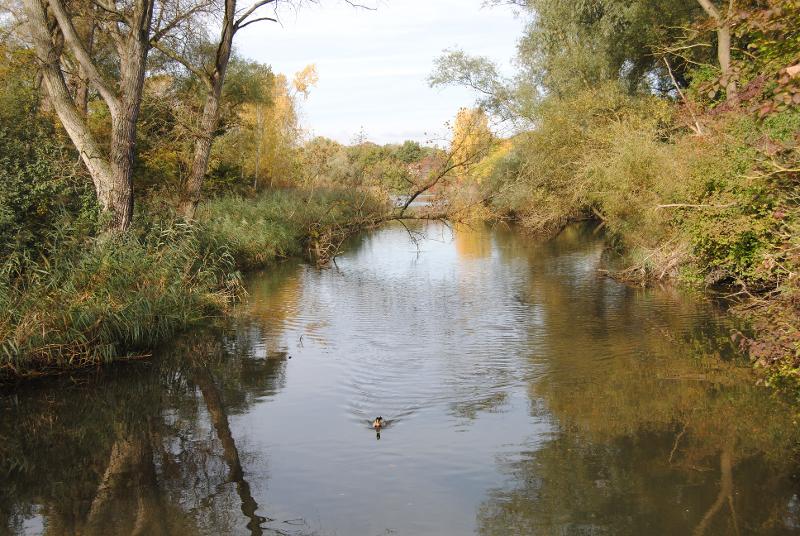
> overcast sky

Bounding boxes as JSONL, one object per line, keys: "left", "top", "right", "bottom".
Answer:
{"left": 236, "top": 0, "right": 525, "bottom": 145}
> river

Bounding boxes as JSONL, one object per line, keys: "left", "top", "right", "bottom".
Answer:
{"left": 2, "top": 222, "right": 799, "bottom": 535}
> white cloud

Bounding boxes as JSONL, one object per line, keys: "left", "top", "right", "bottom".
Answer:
{"left": 237, "top": 0, "right": 524, "bottom": 145}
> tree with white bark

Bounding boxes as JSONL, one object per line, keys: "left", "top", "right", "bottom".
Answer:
{"left": 23, "top": 0, "right": 162, "bottom": 231}
{"left": 22, "top": 0, "right": 373, "bottom": 229}
{"left": 695, "top": 0, "right": 737, "bottom": 102}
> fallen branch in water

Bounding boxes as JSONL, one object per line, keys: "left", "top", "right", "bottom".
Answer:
{"left": 656, "top": 203, "right": 736, "bottom": 210}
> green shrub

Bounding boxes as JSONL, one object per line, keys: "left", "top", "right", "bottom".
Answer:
{"left": 683, "top": 110, "right": 799, "bottom": 287}
{"left": 0, "top": 47, "right": 99, "bottom": 258}
{"left": 198, "top": 188, "right": 387, "bottom": 269}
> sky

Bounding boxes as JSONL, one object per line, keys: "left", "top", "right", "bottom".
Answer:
{"left": 237, "top": 0, "right": 526, "bottom": 145}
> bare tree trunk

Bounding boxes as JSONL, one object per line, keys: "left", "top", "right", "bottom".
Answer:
{"left": 716, "top": 24, "right": 737, "bottom": 101}
{"left": 26, "top": 0, "right": 154, "bottom": 232}
{"left": 254, "top": 104, "right": 263, "bottom": 190}
{"left": 179, "top": 0, "right": 236, "bottom": 220}
{"left": 75, "top": 64, "right": 91, "bottom": 117}
{"left": 696, "top": 0, "right": 737, "bottom": 102}
{"left": 181, "top": 89, "right": 221, "bottom": 219}
{"left": 155, "top": 0, "right": 282, "bottom": 219}
{"left": 106, "top": 1, "right": 152, "bottom": 231}
{"left": 25, "top": 0, "right": 115, "bottom": 205}
{"left": 73, "top": 2, "right": 95, "bottom": 117}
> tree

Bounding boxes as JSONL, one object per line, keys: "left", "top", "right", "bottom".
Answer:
{"left": 530, "top": 0, "right": 706, "bottom": 93}
{"left": 395, "top": 140, "right": 423, "bottom": 164}
{"left": 450, "top": 107, "right": 492, "bottom": 180}
{"left": 429, "top": 49, "right": 519, "bottom": 121}
{"left": 155, "top": 1, "right": 357, "bottom": 219}
{"left": 395, "top": 108, "right": 493, "bottom": 216}
{"left": 695, "top": 0, "right": 738, "bottom": 101}
{"left": 436, "top": 0, "right": 705, "bottom": 118}
{"left": 23, "top": 0, "right": 159, "bottom": 231}
{"left": 152, "top": 0, "right": 283, "bottom": 219}
{"left": 241, "top": 71, "right": 304, "bottom": 189}
{"left": 0, "top": 44, "right": 95, "bottom": 256}
{"left": 292, "top": 63, "right": 318, "bottom": 97}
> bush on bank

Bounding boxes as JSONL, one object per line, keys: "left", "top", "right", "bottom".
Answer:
{"left": 472, "top": 91, "right": 800, "bottom": 392}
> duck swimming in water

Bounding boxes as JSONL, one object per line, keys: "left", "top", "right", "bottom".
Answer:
{"left": 372, "top": 417, "right": 385, "bottom": 429}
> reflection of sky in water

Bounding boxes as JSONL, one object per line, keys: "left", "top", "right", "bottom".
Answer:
{"left": 232, "top": 222, "right": 555, "bottom": 535}
{"left": 225, "top": 222, "right": 799, "bottom": 535}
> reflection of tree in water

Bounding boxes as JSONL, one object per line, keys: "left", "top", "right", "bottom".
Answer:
{"left": 478, "top": 225, "right": 800, "bottom": 535}
{"left": 478, "top": 428, "right": 800, "bottom": 535}
{"left": 478, "top": 358, "right": 800, "bottom": 534}
{"left": 244, "top": 262, "right": 304, "bottom": 349}
{"left": 453, "top": 222, "right": 493, "bottom": 260}
{"left": 0, "top": 327, "right": 296, "bottom": 535}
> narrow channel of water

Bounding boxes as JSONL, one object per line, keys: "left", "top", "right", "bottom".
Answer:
{"left": 2, "top": 222, "right": 799, "bottom": 535}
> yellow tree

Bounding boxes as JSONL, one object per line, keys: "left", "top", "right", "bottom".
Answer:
{"left": 293, "top": 64, "right": 319, "bottom": 98}
{"left": 395, "top": 108, "right": 492, "bottom": 216}
{"left": 242, "top": 65, "right": 318, "bottom": 188}
{"left": 450, "top": 107, "right": 493, "bottom": 181}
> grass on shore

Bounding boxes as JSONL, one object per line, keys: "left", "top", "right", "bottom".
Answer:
{"left": 0, "top": 188, "right": 385, "bottom": 380}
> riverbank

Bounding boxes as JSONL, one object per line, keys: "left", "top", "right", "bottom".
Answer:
{"left": 451, "top": 92, "right": 800, "bottom": 397}
{"left": 425, "top": 0, "right": 800, "bottom": 397}
{"left": 0, "top": 188, "right": 385, "bottom": 381}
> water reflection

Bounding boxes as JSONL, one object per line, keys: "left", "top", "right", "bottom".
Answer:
{"left": 0, "top": 325, "right": 296, "bottom": 535}
{"left": 2, "top": 222, "right": 800, "bottom": 535}
{"left": 481, "top": 224, "right": 800, "bottom": 535}
{"left": 453, "top": 222, "right": 493, "bottom": 260}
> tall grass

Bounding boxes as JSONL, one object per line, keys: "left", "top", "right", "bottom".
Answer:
{"left": 198, "top": 188, "right": 387, "bottom": 269}
{"left": 0, "top": 223, "right": 238, "bottom": 376}
{"left": 0, "top": 188, "right": 385, "bottom": 379}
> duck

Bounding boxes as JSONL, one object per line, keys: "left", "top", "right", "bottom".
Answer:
{"left": 372, "top": 416, "right": 385, "bottom": 429}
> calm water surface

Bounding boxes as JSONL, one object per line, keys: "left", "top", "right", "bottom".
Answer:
{"left": 2, "top": 222, "right": 800, "bottom": 535}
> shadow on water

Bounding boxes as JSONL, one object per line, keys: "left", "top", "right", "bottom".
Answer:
{"left": 2, "top": 221, "right": 800, "bottom": 535}
{"left": 0, "top": 324, "right": 299, "bottom": 535}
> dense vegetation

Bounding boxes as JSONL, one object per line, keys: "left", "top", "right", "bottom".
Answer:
{"left": 2, "top": 0, "right": 799, "bottom": 391}
{"left": 0, "top": 6, "right": 407, "bottom": 378}
{"left": 0, "top": 0, "right": 484, "bottom": 378}
{"left": 430, "top": 0, "right": 800, "bottom": 392}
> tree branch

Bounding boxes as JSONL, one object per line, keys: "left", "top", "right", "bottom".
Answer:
{"left": 47, "top": 0, "right": 120, "bottom": 116}
{"left": 656, "top": 203, "right": 736, "bottom": 210}
{"left": 696, "top": 0, "right": 722, "bottom": 21}
{"left": 663, "top": 57, "right": 704, "bottom": 136}
{"left": 151, "top": 1, "right": 213, "bottom": 42}
{"left": 150, "top": 40, "right": 213, "bottom": 89}
{"left": 235, "top": 15, "right": 277, "bottom": 30}
{"left": 233, "top": 0, "right": 276, "bottom": 30}
{"left": 24, "top": 0, "right": 113, "bottom": 196}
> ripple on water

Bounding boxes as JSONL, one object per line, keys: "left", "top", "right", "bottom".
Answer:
{"left": 5, "top": 222, "right": 796, "bottom": 536}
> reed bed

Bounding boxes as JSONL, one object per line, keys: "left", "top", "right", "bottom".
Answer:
{"left": 0, "top": 188, "right": 385, "bottom": 379}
